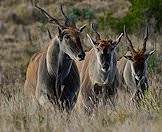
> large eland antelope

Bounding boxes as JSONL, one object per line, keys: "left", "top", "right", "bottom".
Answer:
{"left": 24, "top": 4, "right": 86, "bottom": 112}
{"left": 76, "top": 24, "right": 123, "bottom": 112}
{"left": 117, "top": 26, "right": 155, "bottom": 102}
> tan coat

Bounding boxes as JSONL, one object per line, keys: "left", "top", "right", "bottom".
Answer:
{"left": 76, "top": 49, "right": 119, "bottom": 112}
{"left": 24, "top": 37, "right": 81, "bottom": 111}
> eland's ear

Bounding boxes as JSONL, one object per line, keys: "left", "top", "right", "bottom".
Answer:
{"left": 144, "top": 49, "right": 155, "bottom": 59}
{"left": 87, "top": 34, "right": 96, "bottom": 48}
{"left": 79, "top": 24, "right": 87, "bottom": 32}
{"left": 114, "top": 32, "right": 124, "bottom": 46}
{"left": 148, "top": 50, "right": 155, "bottom": 56}
{"left": 112, "top": 33, "right": 124, "bottom": 49}
{"left": 124, "top": 55, "right": 134, "bottom": 61}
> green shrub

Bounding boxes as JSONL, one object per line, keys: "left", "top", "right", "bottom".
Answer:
{"left": 68, "top": 7, "right": 95, "bottom": 22}
{"left": 98, "top": 0, "right": 162, "bottom": 34}
{"left": 148, "top": 53, "right": 159, "bottom": 73}
{"left": 82, "top": 8, "right": 94, "bottom": 20}
{"left": 98, "top": 12, "right": 119, "bottom": 32}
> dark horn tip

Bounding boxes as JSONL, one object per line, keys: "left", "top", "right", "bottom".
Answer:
{"left": 91, "top": 23, "right": 97, "bottom": 30}
{"left": 34, "top": 0, "right": 39, "bottom": 6}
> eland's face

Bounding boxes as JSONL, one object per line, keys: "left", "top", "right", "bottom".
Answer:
{"left": 87, "top": 23, "right": 123, "bottom": 72}
{"left": 124, "top": 50, "right": 155, "bottom": 89}
{"left": 127, "top": 52, "right": 147, "bottom": 86}
{"left": 35, "top": 4, "right": 86, "bottom": 61}
{"left": 59, "top": 26, "right": 86, "bottom": 61}
{"left": 87, "top": 34, "right": 123, "bottom": 72}
{"left": 94, "top": 40, "right": 116, "bottom": 72}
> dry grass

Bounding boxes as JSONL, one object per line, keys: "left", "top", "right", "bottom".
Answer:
{"left": 0, "top": 0, "right": 162, "bottom": 131}
{"left": 0, "top": 81, "right": 161, "bottom": 132}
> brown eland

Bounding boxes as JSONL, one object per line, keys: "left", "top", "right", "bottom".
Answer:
{"left": 76, "top": 24, "right": 123, "bottom": 113}
{"left": 117, "top": 25, "right": 155, "bottom": 102}
{"left": 24, "top": 4, "right": 86, "bottom": 112}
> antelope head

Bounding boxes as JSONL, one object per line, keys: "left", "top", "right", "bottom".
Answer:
{"left": 87, "top": 23, "right": 123, "bottom": 72}
{"left": 35, "top": 4, "right": 86, "bottom": 61}
{"left": 124, "top": 25, "right": 155, "bottom": 89}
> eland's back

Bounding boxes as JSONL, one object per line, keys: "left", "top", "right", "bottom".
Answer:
{"left": 24, "top": 51, "right": 46, "bottom": 98}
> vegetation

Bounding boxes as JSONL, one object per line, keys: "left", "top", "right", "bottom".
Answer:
{"left": 0, "top": 0, "right": 162, "bottom": 131}
{"left": 98, "top": 0, "right": 162, "bottom": 33}
{"left": 68, "top": 7, "right": 95, "bottom": 22}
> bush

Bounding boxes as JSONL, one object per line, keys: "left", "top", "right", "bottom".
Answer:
{"left": 68, "top": 7, "right": 95, "bottom": 22}
{"left": 98, "top": 0, "right": 162, "bottom": 34}
{"left": 148, "top": 53, "right": 159, "bottom": 73}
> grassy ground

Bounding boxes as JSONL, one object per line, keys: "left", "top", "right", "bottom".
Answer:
{"left": 0, "top": 0, "right": 162, "bottom": 131}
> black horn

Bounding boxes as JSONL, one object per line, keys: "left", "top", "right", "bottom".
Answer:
{"left": 60, "top": 4, "right": 76, "bottom": 27}
{"left": 124, "top": 25, "right": 136, "bottom": 53}
{"left": 142, "top": 24, "right": 149, "bottom": 53}
{"left": 35, "top": 3, "right": 65, "bottom": 28}
{"left": 91, "top": 23, "right": 101, "bottom": 41}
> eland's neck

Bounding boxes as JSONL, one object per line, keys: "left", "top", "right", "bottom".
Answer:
{"left": 124, "top": 60, "right": 148, "bottom": 90}
{"left": 123, "top": 61, "right": 137, "bottom": 89}
{"left": 89, "top": 52, "right": 117, "bottom": 85}
{"left": 46, "top": 36, "right": 73, "bottom": 81}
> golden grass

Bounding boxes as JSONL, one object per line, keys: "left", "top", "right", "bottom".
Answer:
{"left": 0, "top": 0, "right": 162, "bottom": 131}
{"left": 0, "top": 80, "right": 161, "bottom": 132}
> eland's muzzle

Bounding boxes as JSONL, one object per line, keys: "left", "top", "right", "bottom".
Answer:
{"left": 78, "top": 52, "right": 85, "bottom": 61}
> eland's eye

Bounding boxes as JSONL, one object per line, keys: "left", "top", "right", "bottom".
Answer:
{"left": 103, "top": 48, "right": 107, "bottom": 53}
{"left": 96, "top": 47, "right": 100, "bottom": 52}
{"left": 64, "top": 35, "right": 70, "bottom": 39}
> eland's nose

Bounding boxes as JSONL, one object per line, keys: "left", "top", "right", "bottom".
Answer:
{"left": 78, "top": 52, "right": 85, "bottom": 61}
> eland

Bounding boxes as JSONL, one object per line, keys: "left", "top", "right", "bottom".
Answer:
{"left": 24, "top": 4, "right": 86, "bottom": 112}
{"left": 76, "top": 24, "right": 123, "bottom": 112}
{"left": 117, "top": 25, "right": 155, "bottom": 102}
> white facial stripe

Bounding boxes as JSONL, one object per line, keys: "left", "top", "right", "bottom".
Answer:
{"left": 60, "top": 39, "right": 78, "bottom": 60}
{"left": 135, "top": 75, "right": 139, "bottom": 81}
{"left": 131, "top": 61, "right": 148, "bottom": 84}
{"left": 87, "top": 34, "right": 96, "bottom": 48}
{"left": 96, "top": 53, "right": 102, "bottom": 66}
{"left": 96, "top": 51, "right": 114, "bottom": 72}
{"left": 130, "top": 61, "right": 139, "bottom": 81}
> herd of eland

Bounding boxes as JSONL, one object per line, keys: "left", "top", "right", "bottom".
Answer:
{"left": 24, "top": 4, "right": 155, "bottom": 113}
